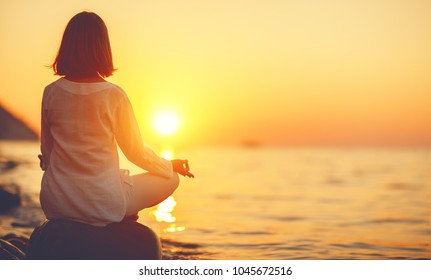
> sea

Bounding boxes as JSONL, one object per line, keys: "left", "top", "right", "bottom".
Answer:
{"left": 1, "top": 140, "right": 430, "bottom": 260}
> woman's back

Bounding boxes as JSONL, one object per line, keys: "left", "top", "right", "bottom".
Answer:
{"left": 41, "top": 78, "right": 130, "bottom": 226}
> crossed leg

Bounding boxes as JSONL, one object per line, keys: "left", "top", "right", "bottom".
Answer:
{"left": 124, "top": 172, "right": 180, "bottom": 216}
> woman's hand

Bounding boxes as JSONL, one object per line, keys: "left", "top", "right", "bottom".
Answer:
{"left": 171, "top": 159, "right": 194, "bottom": 178}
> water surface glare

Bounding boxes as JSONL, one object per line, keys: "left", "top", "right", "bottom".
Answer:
{"left": 1, "top": 141, "right": 430, "bottom": 259}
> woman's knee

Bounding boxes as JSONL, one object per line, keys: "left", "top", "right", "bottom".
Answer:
{"left": 161, "top": 173, "right": 179, "bottom": 198}
{"left": 169, "top": 172, "right": 180, "bottom": 190}
{"left": 126, "top": 172, "right": 181, "bottom": 212}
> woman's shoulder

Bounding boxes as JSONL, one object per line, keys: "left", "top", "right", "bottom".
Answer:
{"left": 105, "top": 81, "right": 126, "bottom": 94}
{"left": 44, "top": 78, "right": 127, "bottom": 97}
{"left": 43, "top": 78, "right": 64, "bottom": 98}
{"left": 103, "top": 81, "right": 129, "bottom": 101}
{"left": 44, "top": 78, "right": 62, "bottom": 89}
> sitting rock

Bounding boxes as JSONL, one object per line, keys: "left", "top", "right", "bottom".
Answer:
{"left": 0, "top": 183, "right": 21, "bottom": 212}
{"left": 26, "top": 219, "right": 162, "bottom": 260}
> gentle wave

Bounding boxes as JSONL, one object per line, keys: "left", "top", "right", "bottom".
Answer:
{"left": 2, "top": 141, "right": 431, "bottom": 259}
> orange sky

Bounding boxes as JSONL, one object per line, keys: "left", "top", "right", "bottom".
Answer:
{"left": 1, "top": 0, "right": 431, "bottom": 147}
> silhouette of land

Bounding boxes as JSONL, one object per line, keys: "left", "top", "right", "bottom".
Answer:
{"left": 0, "top": 104, "right": 37, "bottom": 140}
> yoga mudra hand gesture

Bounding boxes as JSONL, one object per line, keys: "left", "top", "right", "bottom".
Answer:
{"left": 171, "top": 159, "right": 194, "bottom": 178}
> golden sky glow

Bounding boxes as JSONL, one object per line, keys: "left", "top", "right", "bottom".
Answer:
{"left": 1, "top": 0, "right": 431, "bottom": 147}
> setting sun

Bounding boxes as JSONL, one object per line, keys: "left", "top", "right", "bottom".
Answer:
{"left": 152, "top": 111, "right": 180, "bottom": 136}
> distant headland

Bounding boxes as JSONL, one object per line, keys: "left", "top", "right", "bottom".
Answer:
{"left": 0, "top": 104, "right": 38, "bottom": 140}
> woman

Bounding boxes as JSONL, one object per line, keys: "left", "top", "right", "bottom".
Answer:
{"left": 39, "top": 11, "right": 193, "bottom": 227}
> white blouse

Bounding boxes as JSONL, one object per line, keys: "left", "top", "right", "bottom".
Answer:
{"left": 40, "top": 78, "right": 173, "bottom": 226}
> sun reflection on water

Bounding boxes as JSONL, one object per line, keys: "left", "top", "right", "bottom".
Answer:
{"left": 165, "top": 225, "right": 185, "bottom": 233}
{"left": 150, "top": 196, "right": 185, "bottom": 233}
{"left": 152, "top": 196, "right": 176, "bottom": 223}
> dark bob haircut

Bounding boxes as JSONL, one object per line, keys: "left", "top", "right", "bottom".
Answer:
{"left": 52, "top": 11, "right": 115, "bottom": 78}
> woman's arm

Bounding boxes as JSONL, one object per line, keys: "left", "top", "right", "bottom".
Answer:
{"left": 113, "top": 94, "right": 174, "bottom": 178}
{"left": 40, "top": 89, "right": 53, "bottom": 171}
